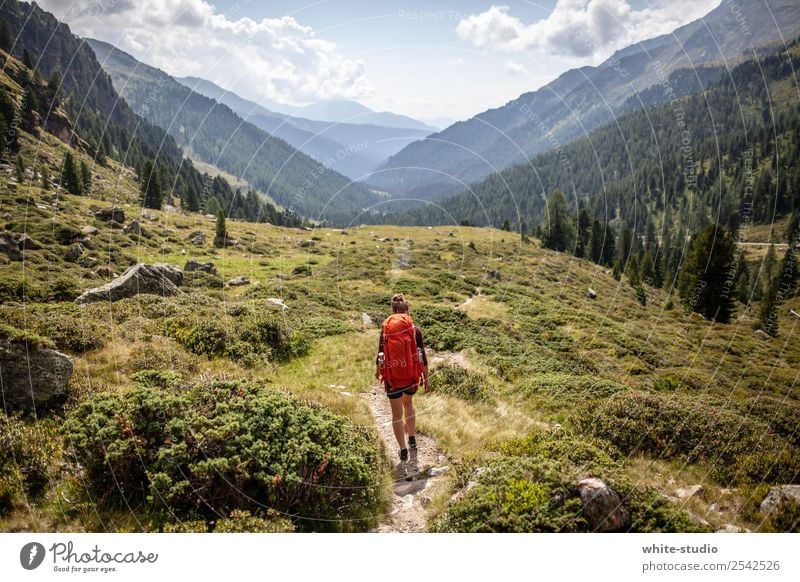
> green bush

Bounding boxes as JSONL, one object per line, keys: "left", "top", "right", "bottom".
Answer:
{"left": 298, "top": 316, "right": 353, "bottom": 339}
{"left": 183, "top": 272, "right": 224, "bottom": 289}
{"left": 433, "top": 432, "right": 707, "bottom": 533}
{"left": 240, "top": 317, "right": 309, "bottom": 362}
{"left": 212, "top": 509, "right": 294, "bottom": 533}
{"left": 130, "top": 370, "right": 183, "bottom": 390}
{"left": 64, "top": 380, "right": 386, "bottom": 531}
{"left": 30, "top": 305, "right": 108, "bottom": 353}
{"left": 292, "top": 264, "right": 312, "bottom": 277}
{"left": 0, "top": 415, "right": 61, "bottom": 509}
{"left": 164, "top": 319, "right": 231, "bottom": 357}
{"left": 578, "top": 391, "right": 796, "bottom": 484}
{"left": 430, "top": 364, "right": 490, "bottom": 402}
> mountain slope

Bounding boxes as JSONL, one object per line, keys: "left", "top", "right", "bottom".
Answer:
{"left": 368, "top": 0, "right": 800, "bottom": 199}
{"left": 176, "top": 76, "right": 431, "bottom": 179}
{"left": 87, "top": 39, "right": 380, "bottom": 222}
{"left": 382, "top": 42, "right": 800, "bottom": 249}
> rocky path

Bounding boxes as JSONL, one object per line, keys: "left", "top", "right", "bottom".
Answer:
{"left": 365, "top": 385, "right": 450, "bottom": 532}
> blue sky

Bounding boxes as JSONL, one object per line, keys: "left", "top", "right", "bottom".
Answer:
{"left": 41, "top": 0, "right": 720, "bottom": 123}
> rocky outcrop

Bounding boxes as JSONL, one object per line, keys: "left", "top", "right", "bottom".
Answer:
{"left": 75, "top": 263, "right": 183, "bottom": 304}
{"left": 587, "top": 288, "right": 597, "bottom": 299}
{"left": 123, "top": 219, "right": 143, "bottom": 235}
{"left": 0, "top": 337, "right": 73, "bottom": 412}
{"left": 184, "top": 260, "right": 217, "bottom": 275}
{"left": 760, "top": 485, "right": 800, "bottom": 516}
{"left": 187, "top": 231, "right": 206, "bottom": 246}
{"left": 227, "top": 276, "right": 250, "bottom": 287}
{"left": 64, "top": 242, "right": 84, "bottom": 262}
{"left": 487, "top": 270, "right": 502, "bottom": 281}
{"left": 0, "top": 232, "right": 42, "bottom": 260}
{"left": 267, "top": 297, "right": 289, "bottom": 310}
{"left": 94, "top": 207, "right": 125, "bottom": 223}
{"left": 577, "top": 477, "right": 630, "bottom": 532}
{"left": 81, "top": 225, "right": 98, "bottom": 236}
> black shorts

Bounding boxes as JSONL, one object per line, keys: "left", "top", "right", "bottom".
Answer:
{"left": 385, "top": 384, "right": 418, "bottom": 400}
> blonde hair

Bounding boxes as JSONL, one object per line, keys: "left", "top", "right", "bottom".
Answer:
{"left": 391, "top": 293, "right": 409, "bottom": 313}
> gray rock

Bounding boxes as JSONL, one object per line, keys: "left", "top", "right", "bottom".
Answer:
{"left": 184, "top": 259, "right": 217, "bottom": 275}
{"left": 675, "top": 485, "right": 705, "bottom": 500}
{"left": 587, "top": 288, "right": 597, "bottom": 299}
{"left": 227, "top": 276, "right": 250, "bottom": 287}
{"left": 75, "top": 263, "right": 183, "bottom": 304}
{"left": 0, "top": 338, "right": 73, "bottom": 412}
{"left": 298, "top": 240, "right": 316, "bottom": 248}
{"left": 81, "top": 225, "right": 98, "bottom": 236}
{"left": 94, "top": 266, "right": 115, "bottom": 279}
{"left": 95, "top": 207, "right": 125, "bottom": 223}
{"left": 577, "top": 477, "right": 630, "bottom": 532}
{"left": 487, "top": 270, "right": 502, "bottom": 281}
{"left": 2, "top": 211, "right": 11, "bottom": 219}
{"left": 362, "top": 313, "right": 373, "bottom": 327}
{"left": 214, "top": 236, "right": 238, "bottom": 248}
{"left": 123, "top": 219, "right": 143, "bottom": 235}
{"left": 187, "top": 231, "right": 206, "bottom": 246}
{"left": 760, "top": 485, "right": 800, "bottom": 516}
{"left": 16, "top": 234, "right": 41, "bottom": 250}
{"left": 267, "top": 297, "right": 288, "bottom": 310}
{"left": 64, "top": 242, "right": 84, "bottom": 262}
{"left": 0, "top": 233, "right": 22, "bottom": 260}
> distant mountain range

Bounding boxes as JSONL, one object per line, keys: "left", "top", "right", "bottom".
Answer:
{"left": 367, "top": 0, "right": 800, "bottom": 200}
{"left": 176, "top": 76, "right": 432, "bottom": 180}
{"left": 87, "top": 39, "right": 381, "bottom": 222}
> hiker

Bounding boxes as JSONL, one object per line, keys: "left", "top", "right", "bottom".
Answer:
{"left": 375, "top": 293, "right": 431, "bottom": 461}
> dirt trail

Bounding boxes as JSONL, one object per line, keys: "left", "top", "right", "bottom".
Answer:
{"left": 365, "top": 385, "right": 450, "bottom": 532}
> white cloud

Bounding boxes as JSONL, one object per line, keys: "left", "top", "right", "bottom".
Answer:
{"left": 447, "top": 56, "right": 466, "bottom": 67}
{"left": 456, "top": 0, "right": 719, "bottom": 59}
{"left": 504, "top": 60, "right": 527, "bottom": 75}
{"left": 39, "top": 0, "right": 373, "bottom": 106}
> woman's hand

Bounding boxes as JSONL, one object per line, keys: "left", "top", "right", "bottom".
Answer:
{"left": 374, "top": 368, "right": 381, "bottom": 381}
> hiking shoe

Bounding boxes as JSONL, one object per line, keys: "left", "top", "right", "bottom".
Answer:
{"left": 399, "top": 448, "right": 409, "bottom": 462}
{"left": 408, "top": 436, "right": 417, "bottom": 450}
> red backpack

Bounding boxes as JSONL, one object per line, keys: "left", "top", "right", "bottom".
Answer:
{"left": 380, "top": 313, "right": 423, "bottom": 388}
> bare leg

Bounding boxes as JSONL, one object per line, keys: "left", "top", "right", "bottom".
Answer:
{"left": 402, "top": 393, "right": 415, "bottom": 438}
{"left": 389, "top": 397, "right": 406, "bottom": 449}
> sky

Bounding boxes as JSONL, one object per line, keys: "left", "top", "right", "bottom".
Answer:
{"left": 39, "top": 0, "right": 720, "bottom": 125}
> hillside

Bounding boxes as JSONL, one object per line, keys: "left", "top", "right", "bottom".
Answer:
{"left": 367, "top": 0, "right": 800, "bottom": 200}
{"left": 2, "top": 92, "right": 798, "bottom": 532}
{"left": 87, "top": 39, "right": 380, "bottom": 223}
{"left": 380, "top": 41, "right": 800, "bottom": 285}
{"left": 176, "top": 76, "right": 431, "bottom": 180}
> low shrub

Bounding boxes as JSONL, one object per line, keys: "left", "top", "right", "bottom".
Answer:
{"left": 432, "top": 432, "right": 706, "bottom": 533}
{"left": 64, "top": 380, "right": 386, "bottom": 531}
{"left": 183, "top": 272, "right": 224, "bottom": 289}
{"left": 0, "top": 415, "right": 61, "bottom": 509}
{"left": 430, "top": 364, "right": 490, "bottom": 402}
{"left": 577, "top": 391, "right": 796, "bottom": 484}
{"left": 298, "top": 316, "right": 353, "bottom": 339}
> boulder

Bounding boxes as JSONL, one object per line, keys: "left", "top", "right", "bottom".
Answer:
{"left": 184, "top": 259, "right": 217, "bottom": 275}
{"left": 188, "top": 231, "right": 206, "bottom": 245}
{"left": 361, "top": 313, "right": 373, "bottom": 327}
{"left": 0, "top": 232, "right": 22, "bottom": 260}
{"left": 675, "top": 485, "right": 705, "bottom": 500}
{"left": 95, "top": 207, "right": 125, "bottom": 223}
{"left": 298, "top": 240, "right": 316, "bottom": 248}
{"left": 577, "top": 477, "right": 630, "bottom": 532}
{"left": 81, "top": 225, "right": 98, "bottom": 236}
{"left": 760, "top": 485, "right": 800, "bottom": 516}
{"left": 16, "top": 234, "right": 41, "bottom": 250}
{"left": 0, "top": 337, "right": 73, "bottom": 412}
{"left": 123, "top": 219, "right": 143, "bottom": 235}
{"left": 64, "top": 242, "right": 84, "bottom": 262}
{"left": 94, "top": 266, "right": 115, "bottom": 279}
{"left": 487, "top": 270, "right": 502, "bottom": 281}
{"left": 587, "top": 288, "right": 597, "bottom": 299}
{"left": 227, "top": 276, "right": 250, "bottom": 287}
{"left": 75, "top": 263, "right": 183, "bottom": 304}
{"left": 267, "top": 297, "right": 289, "bottom": 310}
{"left": 214, "top": 236, "right": 238, "bottom": 248}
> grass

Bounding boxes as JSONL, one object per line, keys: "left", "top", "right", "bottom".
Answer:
{"left": 2, "top": 135, "right": 799, "bottom": 532}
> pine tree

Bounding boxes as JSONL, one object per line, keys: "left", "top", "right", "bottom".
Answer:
{"left": 61, "top": 151, "right": 82, "bottom": 195}
{"left": 736, "top": 272, "right": 750, "bottom": 304}
{"left": 40, "top": 165, "right": 50, "bottom": 190}
{"left": 601, "top": 223, "right": 616, "bottom": 267}
{"left": 140, "top": 160, "right": 163, "bottom": 209}
{"left": 80, "top": 161, "right": 91, "bottom": 194}
{"left": 575, "top": 207, "right": 591, "bottom": 258}
{"left": 185, "top": 188, "right": 200, "bottom": 212}
{"left": 15, "top": 154, "right": 25, "bottom": 183}
{"left": 214, "top": 210, "right": 228, "bottom": 247}
{"left": 626, "top": 255, "right": 641, "bottom": 287}
{"left": 0, "top": 19, "right": 12, "bottom": 52}
{"left": 589, "top": 220, "right": 603, "bottom": 263}
{"left": 502, "top": 219, "right": 511, "bottom": 232}
{"left": 758, "top": 278, "right": 780, "bottom": 336}
{"left": 541, "top": 190, "right": 574, "bottom": 252}
{"left": 678, "top": 224, "right": 737, "bottom": 323}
